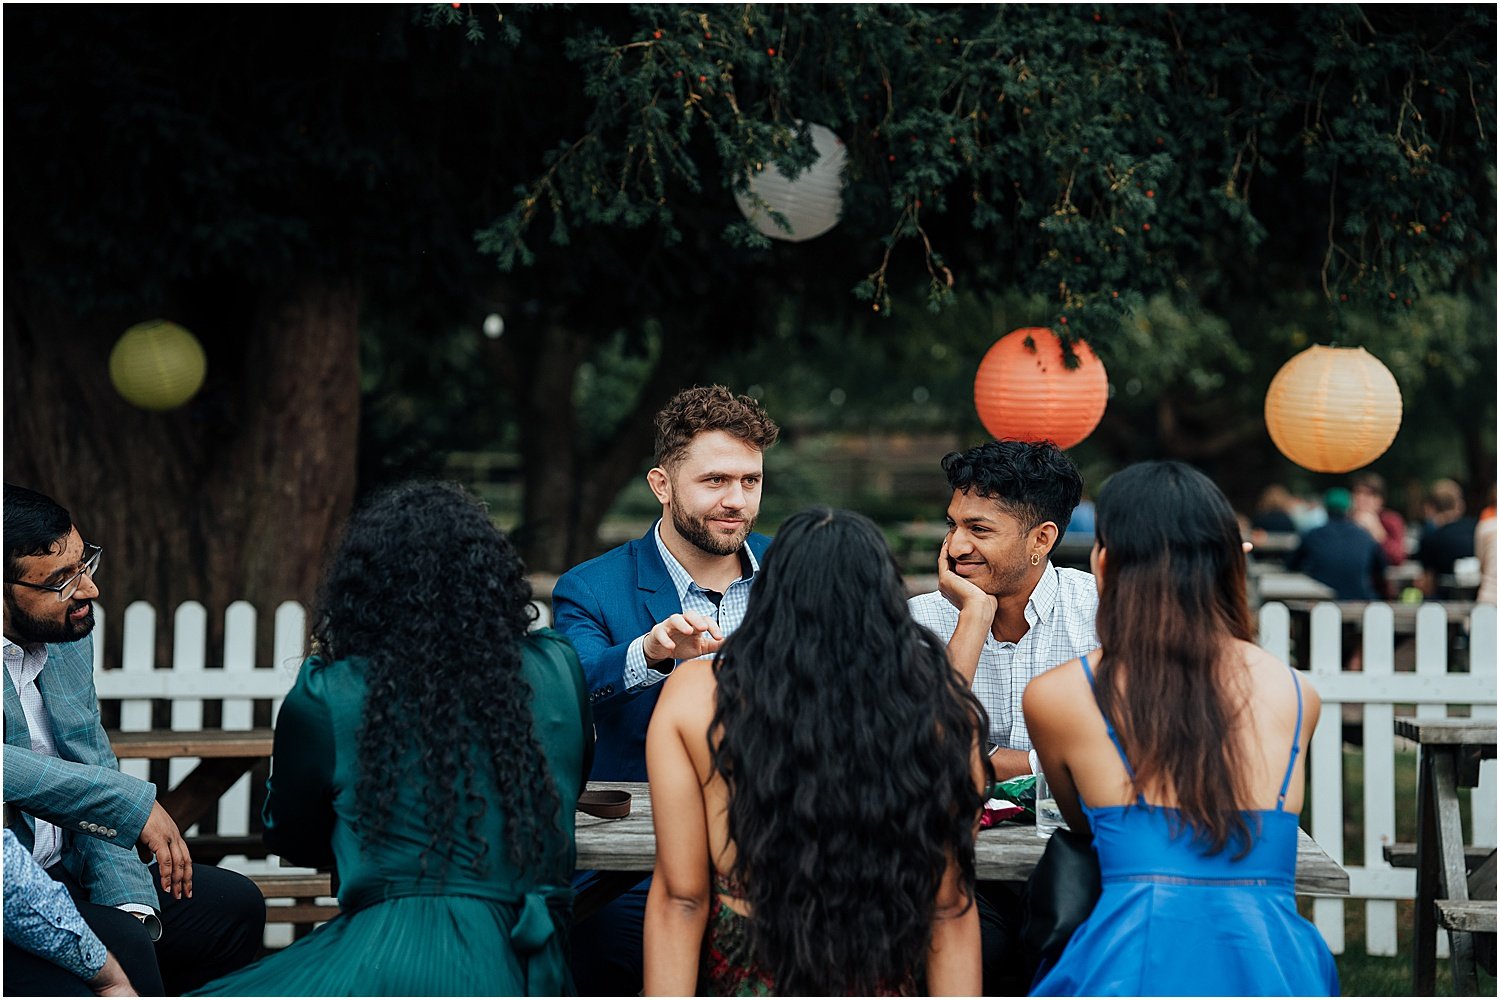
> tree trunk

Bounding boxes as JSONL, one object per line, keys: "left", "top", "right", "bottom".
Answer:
{"left": 3, "top": 280, "right": 361, "bottom": 667}
{"left": 487, "top": 315, "right": 723, "bottom": 574}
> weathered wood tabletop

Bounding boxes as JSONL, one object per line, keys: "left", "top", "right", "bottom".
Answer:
{"left": 575, "top": 781, "right": 1350, "bottom": 896}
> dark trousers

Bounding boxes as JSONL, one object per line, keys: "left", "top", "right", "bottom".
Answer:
{"left": 2, "top": 944, "right": 97, "bottom": 997}
{"left": 569, "top": 871, "right": 650, "bottom": 997}
{"left": 977, "top": 880, "right": 1035, "bottom": 996}
{"left": 14, "top": 861, "right": 267, "bottom": 997}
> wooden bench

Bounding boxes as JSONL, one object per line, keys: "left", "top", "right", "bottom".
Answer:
{"left": 1435, "top": 899, "right": 1498, "bottom": 933}
{"left": 1384, "top": 842, "right": 1494, "bottom": 871}
{"left": 249, "top": 872, "right": 338, "bottom": 935}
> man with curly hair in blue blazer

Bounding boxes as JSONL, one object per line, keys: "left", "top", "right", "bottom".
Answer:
{"left": 554, "top": 385, "right": 779, "bottom": 995}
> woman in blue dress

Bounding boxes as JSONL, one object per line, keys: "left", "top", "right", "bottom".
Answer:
{"left": 1023, "top": 461, "right": 1338, "bottom": 997}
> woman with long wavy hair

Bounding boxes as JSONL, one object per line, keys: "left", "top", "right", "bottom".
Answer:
{"left": 192, "top": 481, "right": 592, "bottom": 997}
{"left": 1022, "top": 461, "right": 1337, "bottom": 996}
{"left": 643, "top": 505, "right": 989, "bottom": 996}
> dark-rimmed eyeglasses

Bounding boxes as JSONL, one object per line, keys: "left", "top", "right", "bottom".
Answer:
{"left": 7, "top": 544, "right": 102, "bottom": 602}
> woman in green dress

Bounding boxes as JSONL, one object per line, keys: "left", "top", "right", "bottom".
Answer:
{"left": 192, "top": 481, "right": 591, "bottom": 996}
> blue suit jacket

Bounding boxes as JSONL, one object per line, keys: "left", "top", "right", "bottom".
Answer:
{"left": 552, "top": 523, "right": 772, "bottom": 781}
{"left": 3, "top": 638, "right": 158, "bottom": 908}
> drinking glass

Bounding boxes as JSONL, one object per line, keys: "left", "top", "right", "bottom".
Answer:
{"left": 1035, "top": 769, "right": 1068, "bottom": 838}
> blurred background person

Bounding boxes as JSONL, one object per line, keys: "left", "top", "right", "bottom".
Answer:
{"left": 1250, "top": 484, "right": 1298, "bottom": 537}
{"left": 643, "top": 506, "right": 987, "bottom": 996}
{"left": 1350, "top": 472, "right": 1408, "bottom": 585}
{"left": 1417, "top": 478, "right": 1477, "bottom": 597}
{"left": 192, "top": 482, "right": 592, "bottom": 997}
{"left": 1286, "top": 487, "right": 1386, "bottom": 601}
{"left": 1023, "top": 461, "right": 1336, "bottom": 996}
{"left": 1476, "top": 485, "right": 1496, "bottom": 607}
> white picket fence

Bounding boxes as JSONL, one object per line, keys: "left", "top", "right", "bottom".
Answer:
{"left": 1259, "top": 601, "right": 1497, "bottom": 957}
{"left": 88, "top": 598, "right": 1495, "bottom": 956}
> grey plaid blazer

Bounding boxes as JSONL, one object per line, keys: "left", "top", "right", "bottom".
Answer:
{"left": 3, "top": 637, "right": 158, "bottom": 908}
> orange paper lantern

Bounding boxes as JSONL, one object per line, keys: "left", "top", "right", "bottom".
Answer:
{"left": 1264, "top": 345, "right": 1402, "bottom": 473}
{"left": 973, "top": 328, "right": 1108, "bottom": 449}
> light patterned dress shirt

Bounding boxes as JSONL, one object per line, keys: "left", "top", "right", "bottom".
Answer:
{"left": 3, "top": 638, "right": 63, "bottom": 869}
{"left": 3, "top": 827, "right": 107, "bottom": 981}
{"left": 908, "top": 563, "right": 1099, "bottom": 753}
{"left": 622, "top": 520, "right": 759, "bottom": 691}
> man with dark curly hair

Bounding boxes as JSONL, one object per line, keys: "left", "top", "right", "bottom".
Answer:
{"left": 553, "top": 384, "right": 779, "bottom": 995}
{"left": 906, "top": 439, "right": 1099, "bottom": 993}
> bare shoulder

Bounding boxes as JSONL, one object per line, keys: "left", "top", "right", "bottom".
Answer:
{"left": 1233, "top": 640, "right": 1321, "bottom": 708}
{"left": 655, "top": 658, "right": 718, "bottom": 720}
{"left": 1024, "top": 648, "right": 1098, "bottom": 707}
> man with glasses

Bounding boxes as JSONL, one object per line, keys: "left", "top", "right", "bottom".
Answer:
{"left": 3, "top": 484, "right": 265, "bottom": 996}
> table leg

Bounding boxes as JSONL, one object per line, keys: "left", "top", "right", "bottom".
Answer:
{"left": 157, "top": 757, "right": 260, "bottom": 832}
{"left": 1432, "top": 751, "right": 1479, "bottom": 995}
{"left": 1416, "top": 749, "right": 1440, "bottom": 995}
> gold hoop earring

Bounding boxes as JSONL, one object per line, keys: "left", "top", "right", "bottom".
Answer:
{"left": 1030, "top": 553, "right": 1042, "bottom": 566}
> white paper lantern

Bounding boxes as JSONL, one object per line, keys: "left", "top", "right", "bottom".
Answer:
{"left": 734, "top": 122, "right": 847, "bottom": 242}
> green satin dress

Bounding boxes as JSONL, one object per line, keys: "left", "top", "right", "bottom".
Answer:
{"left": 191, "top": 628, "right": 592, "bottom": 997}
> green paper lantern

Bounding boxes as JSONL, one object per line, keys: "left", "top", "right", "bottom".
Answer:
{"left": 109, "top": 320, "right": 207, "bottom": 411}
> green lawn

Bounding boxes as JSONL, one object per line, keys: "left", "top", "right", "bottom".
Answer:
{"left": 1300, "top": 748, "right": 1495, "bottom": 996}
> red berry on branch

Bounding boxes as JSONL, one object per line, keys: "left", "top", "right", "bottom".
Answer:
{"left": 1142, "top": 223, "right": 1151, "bottom": 231}
{"left": 1389, "top": 292, "right": 1397, "bottom": 300}
{"left": 1146, "top": 190, "right": 1155, "bottom": 198}
{"left": 698, "top": 74, "right": 707, "bottom": 82}
{"left": 888, "top": 154, "right": 896, "bottom": 162}
{"left": 1059, "top": 316, "right": 1069, "bottom": 325}
{"left": 949, "top": 137, "right": 957, "bottom": 145}
{"left": 653, "top": 30, "right": 662, "bottom": 39}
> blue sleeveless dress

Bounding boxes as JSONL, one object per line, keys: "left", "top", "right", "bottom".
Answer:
{"left": 1030, "top": 656, "right": 1338, "bottom": 997}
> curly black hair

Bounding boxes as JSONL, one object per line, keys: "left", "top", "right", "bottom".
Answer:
{"left": 942, "top": 440, "right": 1084, "bottom": 544}
{"left": 311, "top": 480, "right": 559, "bottom": 876}
{"left": 710, "top": 506, "right": 990, "bottom": 995}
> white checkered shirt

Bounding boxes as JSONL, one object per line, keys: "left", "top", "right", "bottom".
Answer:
{"left": 908, "top": 564, "right": 1099, "bottom": 752}
{"left": 622, "top": 520, "right": 760, "bottom": 691}
{"left": 3, "top": 638, "right": 63, "bottom": 869}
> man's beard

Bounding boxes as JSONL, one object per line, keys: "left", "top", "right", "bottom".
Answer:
{"left": 673, "top": 505, "right": 755, "bottom": 557}
{"left": 3, "top": 591, "right": 95, "bottom": 645}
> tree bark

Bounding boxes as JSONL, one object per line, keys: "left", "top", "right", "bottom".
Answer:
{"left": 3, "top": 280, "right": 361, "bottom": 667}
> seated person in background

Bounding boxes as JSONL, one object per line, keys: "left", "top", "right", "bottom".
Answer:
{"left": 906, "top": 439, "right": 1097, "bottom": 993}
{"left": 4, "top": 484, "right": 265, "bottom": 996}
{"left": 1417, "top": 478, "right": 1478, "bottom": 596}
{"left": 4, "top": 826, "right": 138, "bottom": 997}
{"left": 1351, "top": 472, "right": 1408, "bottom": 573}
{"left": 1023, "top": 460, "right": 1337, "bottom": 996}
{"left": 1286, "top": 487, "right": 1386, "bottom": 601}
{"left": 1477, "top": 485, "right": 1496, "bottom": 606}
{"left": 192, "top": 482, "right": 592, "bottom": 997}
{"left": 644, "top": 506, "right": 986, "bottom": 996}
{"left": 1251, "top": 483, "right": 1299, "bottom": 536}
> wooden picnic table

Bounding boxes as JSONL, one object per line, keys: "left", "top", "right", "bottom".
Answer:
{"left": 573, "top": 780, "right": 1349, "bottom": 918}
{"left": 1397, "top": 718, "right": 1498, "bottom": 996}
{"left": 109, "top": 728, "right": 275, "bottom": 834}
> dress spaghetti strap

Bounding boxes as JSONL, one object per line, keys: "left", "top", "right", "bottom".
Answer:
{"left": 1080, "top": 653, "right": 1146, "bottom": 805}
{"left": 1275, "top": 667, "right": 1305, "bottom": 813}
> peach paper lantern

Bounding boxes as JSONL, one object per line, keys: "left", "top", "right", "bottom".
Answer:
{"left": 1264, "top": 344, "right": 1402, "bottom": 473}
{"left": 973, "top": 327, "right": 1108, "bottom": 449}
